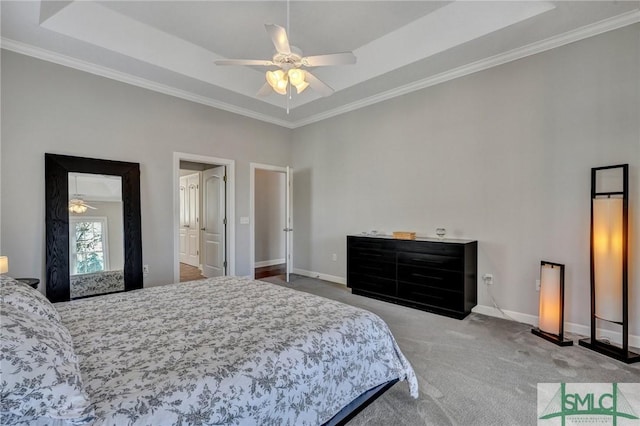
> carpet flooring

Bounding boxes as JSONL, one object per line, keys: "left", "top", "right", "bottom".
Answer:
{"left": 260, "top": 274, "right": 640, "bottom": 426}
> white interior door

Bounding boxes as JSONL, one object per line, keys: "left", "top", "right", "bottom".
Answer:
{"left": 285, "top": 166, "right": 292, "bottom": 282}
{"left": 179, "top": 173, "right": 200, "bottom": 267}
{"left": 202, "top": 166, "right": 226, "bottom": 277}
{"left": 179, "top": 179, "right": 188, "bottom": 263}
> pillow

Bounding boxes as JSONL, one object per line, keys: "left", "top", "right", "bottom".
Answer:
{"left": 0, "top": 276, "right": 61, "bottom": 323}
{"left": 0, "top": 302, "right": 94, "bottom": 424}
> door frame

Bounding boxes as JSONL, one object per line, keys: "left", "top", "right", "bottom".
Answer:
{"left": 173, "top": 152, "right": 235, "bottom": 282}
{"left": 249, "top": 162, "right": 289, "bottom": 279}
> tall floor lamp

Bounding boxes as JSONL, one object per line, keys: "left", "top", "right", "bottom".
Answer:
{"left": 578, "top": 164, "right": 639, "bottom": 363}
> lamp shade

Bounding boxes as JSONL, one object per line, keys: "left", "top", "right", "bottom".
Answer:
{"left": 539, "top": 263, "right": 561, "bottom": 335}
{"left": 593, "top": 197, "right": 623, "bottom": 323}
{"left": 288, "top": 68, "right": 305, "bottom": 86}
{"left": 266, "top": 70, "right": 286, "bottom": 90}
{"left": 0, "top": 256, "right": 8, "bottom": 274}
{"left": 532, "top": 261, "right": 571, "bottom": 346}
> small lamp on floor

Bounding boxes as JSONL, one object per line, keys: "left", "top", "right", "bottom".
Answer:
{"left": 0, "top": 256, "right": 8, "bottom": 274}
{"left": 532, "top": 261, "right": 573, "bottom": 346}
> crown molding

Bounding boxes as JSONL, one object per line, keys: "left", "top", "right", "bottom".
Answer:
{"left": 2, "top": 8, "right": 638, "bottom": 130}
{"left": 291, "top": 9, "right": 640, "bottom": 128}
{"left": 0, "top": 38, "right": 295, "bottom": 129}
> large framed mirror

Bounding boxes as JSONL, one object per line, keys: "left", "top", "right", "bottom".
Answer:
{"left": 45, "top": 153, "right": 142, "bottom": 303}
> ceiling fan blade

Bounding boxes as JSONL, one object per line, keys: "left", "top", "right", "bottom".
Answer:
{"left": 215, "top": 59, "right": 274, "bottom": 66}
{"left": 302, "top": 52, "right": 356, "bottom": 67}
{"left": 84, "top": 204, "right": 97, "bottom": 210}
{"left": 265, "top": 24, "right": 291, "bottom": 55}
{"left": 257, "top": 83, "right": 273, "bottom": 97}
{"left": 305, "top": 71, "right": 334, "bottom": 97}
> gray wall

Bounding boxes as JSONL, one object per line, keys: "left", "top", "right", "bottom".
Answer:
{"left": 1, "top": 50, "right": 292, "bottom": 285}
{"left": 254, "top": 169, "right": 286, "bottom": 264}
{"left": 291, "top": 25, "right": 640, "bottom": 335}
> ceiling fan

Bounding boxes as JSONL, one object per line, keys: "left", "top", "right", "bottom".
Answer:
{"left": 215, "top": 24, "right": 356, "bottom": 97}
{"left": 69, "top": 198, "right": 97, "bottom": 214}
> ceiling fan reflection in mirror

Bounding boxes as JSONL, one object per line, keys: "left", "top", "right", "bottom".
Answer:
{"left": 215, "top": 23, "right": 356, "bottom": 98}
{"left": 69, "top": 175, "right": 96, "bottom": 214}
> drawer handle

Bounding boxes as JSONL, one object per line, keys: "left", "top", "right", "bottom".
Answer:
{"left": 412, "top": 273, "right": 443, "bottom": 280}
{"left": 412, "top": 258, "right": 446, "bottom": 264}
{"left": 413, "top": 291, "right": 444, "bottom": 300}
{"left": 363, "top": 266, "right": 383, "bottom": 271}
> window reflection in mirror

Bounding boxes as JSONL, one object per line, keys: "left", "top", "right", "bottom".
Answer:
{"left": 68, "top": 172, "right": 124, "bottom": 298}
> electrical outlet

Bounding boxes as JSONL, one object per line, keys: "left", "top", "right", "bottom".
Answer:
{"left": 332, "top": 253, "right": 337, "bottom": 262}
{"left": 143, "top": 264, "right": 150, "bottom": 274}
{"left": 536, "top": 279, "right": 540, "bottom": 291}
{"left": 482, "top": 273, "right": 493, "bottom": 285}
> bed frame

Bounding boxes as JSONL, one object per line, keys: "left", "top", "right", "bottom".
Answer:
{"left": 324, "top": 379, "right": 399, "bottom": 426}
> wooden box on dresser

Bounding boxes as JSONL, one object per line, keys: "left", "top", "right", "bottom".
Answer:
{"left": 347, "top": 235, "right": 478, "bottom": 319}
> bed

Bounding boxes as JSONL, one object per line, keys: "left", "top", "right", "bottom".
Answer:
{"left": 1, "top": 275, "right": 418, "bottom": 425}
{"left": 70, "top": 269, "right": 124, "bottom": 299}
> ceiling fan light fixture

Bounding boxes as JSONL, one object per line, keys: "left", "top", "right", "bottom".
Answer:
{"left": 266, "top": 70, "right": 285, "bottom": 88}
{"left": 288, "top": 68, "right": 305, "bottom": 86}
{"left": 69, "top": 199, "right": 88, "bottom": 214}
{"left": 274, "top": 74, "right": 289, "bottom": 94}
{"left": 274, "top": 82, "right": 288, "bottom": 95}
{"left": 219, "top": 23, "right": 355, "bottom": 99}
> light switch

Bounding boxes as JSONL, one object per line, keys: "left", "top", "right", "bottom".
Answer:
{"left": 240, "top": 216, "right": 250, "bottom": 225}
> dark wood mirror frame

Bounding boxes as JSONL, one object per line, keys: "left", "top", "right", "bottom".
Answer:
{"left": 45, "top": 153, "right": 143, "bottom": 303}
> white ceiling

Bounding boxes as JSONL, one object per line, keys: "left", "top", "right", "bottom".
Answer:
{"left": 69, "top": 172, "right": 122, "bottom": 202}
{"left": 2, "top": 1, "right": 639, "bottom": 128}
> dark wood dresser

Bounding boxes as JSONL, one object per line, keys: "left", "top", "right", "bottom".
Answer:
{"left": 347, "top": 235, "right": 478, "bottom": 319}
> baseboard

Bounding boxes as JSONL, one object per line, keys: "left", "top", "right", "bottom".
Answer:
{"left": 292, "top": 268, "right": 347, "bottom": 286}
{"left": 255, "top": 258, "right": 286, "bottom": 268}
{"left": 473, "top": 304, "right": 640, "bottom": 348}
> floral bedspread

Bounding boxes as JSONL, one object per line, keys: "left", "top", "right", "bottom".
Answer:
{"left": 55, "top": 276, "right": 418, "bottom": 425}
{"left": 70, "top": 270, "right": 124, "bottom": 299}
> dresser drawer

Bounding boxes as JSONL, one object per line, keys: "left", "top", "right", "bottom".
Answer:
{"left": 348, "top": 236, "right": 396, "bottom": 251}
{"left": 348, "top": 247, "right": 396, "bottom": 263}
{"left": 395, "top": 240, "right": 463, "bottom": 256}
{"left": 348, "top": 273, "right": 396, "bottom": 296}
{"left": 349, "top": 260, "right": 396, "bottom": 279}
{"left": 397, "top": 265, "right": 463, "bottom": 291}
{"left": 397, "top": 251, "right": 462, "bottom": 271}
{"left": 397, "top": 283, "right": 464, "bottom": 312}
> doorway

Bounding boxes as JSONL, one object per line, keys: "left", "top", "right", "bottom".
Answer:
{"left": 250, "top": 163, "right": 292, "bottom": 282}
{"left": 173, "top": 153, "right": 235, "bottom": 283}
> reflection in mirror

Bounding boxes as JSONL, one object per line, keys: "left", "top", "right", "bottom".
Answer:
{"left": 45, "top": 153, "right": 142, "bottom": 303}
{"left": 68, "top": 173, "right": 124, "bottom": 299}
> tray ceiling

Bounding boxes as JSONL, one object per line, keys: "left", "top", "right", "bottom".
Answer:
{"left": 2, "top": 1, "right": 638, "bottom": 128}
